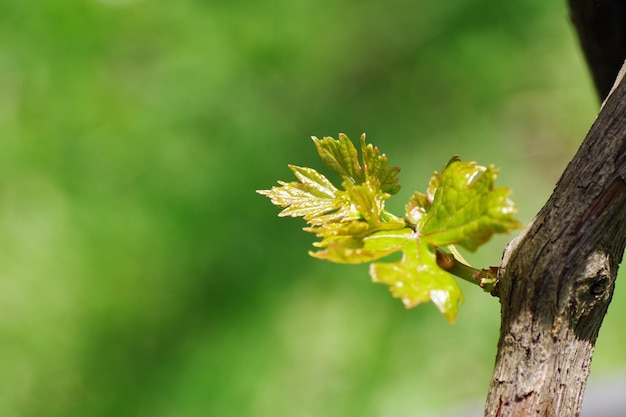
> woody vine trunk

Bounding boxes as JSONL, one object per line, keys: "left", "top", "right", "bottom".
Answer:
{"left": 484, "top": 62, "right": 626, "bottom": 415}
{"left": 483, "top": 2, "right": 626, "bottom": 414}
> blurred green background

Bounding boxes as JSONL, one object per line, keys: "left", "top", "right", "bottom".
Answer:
{"left": 0, "top": 0, "right": 623, "bottom": 416}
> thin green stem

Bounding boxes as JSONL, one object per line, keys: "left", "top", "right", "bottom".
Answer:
{"left": 434, "top": 247, "right": 499, "bottom": 295}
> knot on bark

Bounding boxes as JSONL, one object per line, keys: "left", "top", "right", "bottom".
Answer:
{"left": 572, "top": 251, "right": 615, "bottom": 341}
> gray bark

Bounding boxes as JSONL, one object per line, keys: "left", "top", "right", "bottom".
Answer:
{"left": 484, "top": 65, "right": 626, "bottom": 415}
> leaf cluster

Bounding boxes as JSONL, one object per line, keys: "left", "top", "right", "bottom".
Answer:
{"left": 258, "top": 134, "right": 522, "bottom": 322}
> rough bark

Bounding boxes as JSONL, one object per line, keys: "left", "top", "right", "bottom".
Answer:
{"left": 568, "top": 0, "right": 626, "bottom": 100}
{"left": 484, "top": 65, "right": 626, "bottom": 416}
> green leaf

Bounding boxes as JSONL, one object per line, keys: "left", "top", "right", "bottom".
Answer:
{"left": 312, "top": 133, "right": 401, "bottom": 195}
{"left": 406, "top": 191, "right": 430, "bottom": 225}
{"left": 312, "top": 133, "right": 364, "bottom": 184}
{"left": 418, "top": 158, "right": 523, "bottom": 251}
{"left": 359, "top": 134, "right": 401, "bottom": 195}
{"left": 310, "top": 228, "right": 413, "bottom": 264}
{"left": 312, "top": 226, "right": 464, "bottom": 322}
{"left": 343, "top": 181, "right": 383, "bottom": 226}
{"left": 405, "top": 166, "right": 439, "bottom": 225}
{"left": 256, "top": 164, "right": 344, "bottom": 222}
{"left": 370, "top": 238, "right": 463, "bottom": 323}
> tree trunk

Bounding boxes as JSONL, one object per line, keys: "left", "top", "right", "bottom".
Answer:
{"left": 484, "top": 64, "right": 626, "bottom": 415}
{"left": 483, "top": 2, "right": 626, "bottom": 414}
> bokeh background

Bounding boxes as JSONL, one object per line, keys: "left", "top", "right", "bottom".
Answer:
{"left": 0, "top": 0, "right": 624, "bottom": 416}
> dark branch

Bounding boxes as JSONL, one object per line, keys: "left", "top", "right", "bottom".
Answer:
{"left": 568, "top": 0, "right": 626, "bottom": 100}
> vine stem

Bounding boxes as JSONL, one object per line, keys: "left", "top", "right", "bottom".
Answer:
{"left": 434, "top": 247, "right": 499, "bottom": 295}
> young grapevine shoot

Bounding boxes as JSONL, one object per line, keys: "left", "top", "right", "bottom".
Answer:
{"left": 257, "top": 134, "right": 522, "bottom": 322}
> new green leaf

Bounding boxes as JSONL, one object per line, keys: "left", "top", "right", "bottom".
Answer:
{"left": 258, "top": 164, "right": 341, "bottom": 221}
{"left": 370, "top": 240, "right": 463, "bottom": 323}
{"left": 413, "top": 157, "right": 523, "bottom": 251}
